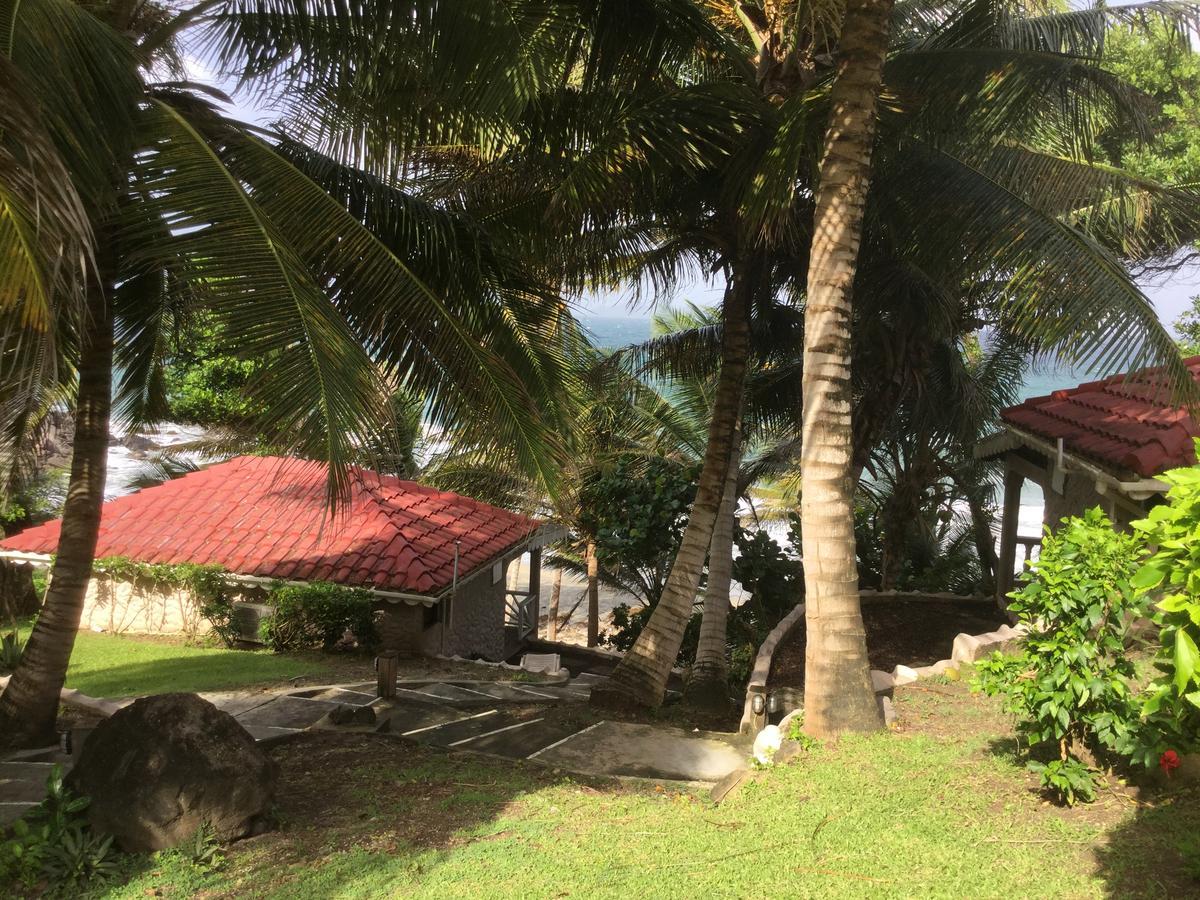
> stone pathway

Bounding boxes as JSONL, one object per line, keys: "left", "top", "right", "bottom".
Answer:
{"left": 1, "top": 673, "right": 751, "bottom": 822}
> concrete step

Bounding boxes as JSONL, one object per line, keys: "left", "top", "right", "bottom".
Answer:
{"left": 465, "top": 718, "right": 588, "bottom": 759}
{"left": 418, "top": 709, "right": 536, "bottom": 748}
{"left": 0, "top": 761, "right": 56, "bottom": 803}
{"left": 394, "top": 683, "right": 494, "bottom": 706}
{"left": 235, "top": 695, "right": 340, "bottom": 731}
{"left": 385, "top": 702, "right": 480, "bottom": 737}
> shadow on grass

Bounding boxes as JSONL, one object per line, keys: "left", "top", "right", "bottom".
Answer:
{"left": 63, "top": 651, "right": 330, "bottom": 699}
{"left": 99, "top": 731, "right": 589, "bottom": 897}
{"left": 1093, "top": 783, "right": 1200, "bottom": 898}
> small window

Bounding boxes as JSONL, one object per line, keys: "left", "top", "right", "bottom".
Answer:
{"left": 423, "top": 603, "right": 439, "bottom": 629}
{"left": 492, "top": 561, "right": 503, "bottom": 584}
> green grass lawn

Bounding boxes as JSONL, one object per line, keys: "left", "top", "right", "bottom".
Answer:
{"left": 11, "top": 620, "right": 335, "bottom": 698}
{"left": 94, "top": 683, "right": 1199, "bottom": 899}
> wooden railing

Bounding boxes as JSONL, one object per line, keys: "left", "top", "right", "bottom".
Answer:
{"left": 505, "top": 590, "right": 538, "bottom": 641}
{"left": 1015, "top": 535, "right": 1042, "bottom": 572}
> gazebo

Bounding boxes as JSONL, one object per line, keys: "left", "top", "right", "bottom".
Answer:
{"left": 976, "top": 357, "right": 1200, "bottom": 600}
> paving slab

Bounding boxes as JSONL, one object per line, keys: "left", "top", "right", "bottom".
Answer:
{"left": 1, "top": 802, "right": 37, "bottom": 826}
{"left": 241, "top": 724, "right": 301, "bottom": 742}
{"left": 304, "top": 687, "right": 378, "bottom": 706}
{"left": 534, "top": 721, "right": 750, "bottom": 783}
{"left": 235, "top": 695, "right": 339, "bottom": 731}
{"left": 416, "top": 709, "right": 518, "bottom": 748}
{"left": 464, "top": 718, "right": 586, "bottom": 759}
{"left": 410, "top": 683, "right": 502, "bottom": 705}
{"left": 200, "top": 691, "right": 277, "bottom": 718}
{"left": 457, "top": 682, "right": 563, "bottom": 703}
{"left": 0, "top": 762, "right": 57, "bottom": 803}
{"left": 383, "top": 702, "right": 479, "bottom": 737}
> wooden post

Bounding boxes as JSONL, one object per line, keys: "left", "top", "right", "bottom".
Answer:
{"left": 548, "top": 567, "right": 562, "bottom": 641}
{"left": 376, "top": 650, "right": 398, "bottom": 699}
{"left": 586, "top": 541, "right": 599, "bottom": 647}
{"left": 528, "top": 547, "right": 541, "bottom": 639}
{"left": 997, "top": 463, "right": 1023, "bottom": 607}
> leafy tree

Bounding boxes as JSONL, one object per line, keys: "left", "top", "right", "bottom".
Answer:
{"left": 975, "top": 508, "right": 1147, "bottom": 804}
{"left": 0, "top": 0, "right": 576, "bottom": 748}
{"left": 1102, "top": 23, "right": 1200, "bottom": 186}
{"left": 552, "top": 0, "right": 1200, "bottom": 723}
{"left": 577, "top": 454, "right": 698, "bottom": 606}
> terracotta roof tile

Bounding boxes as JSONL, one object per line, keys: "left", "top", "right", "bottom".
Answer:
{"left": 1000, "top": 357, "right": 1200, "bottom": 477}
{"left": 1, "top": 456, "right": 540, "bottom": 595}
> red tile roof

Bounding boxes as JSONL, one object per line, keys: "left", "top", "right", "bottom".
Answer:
{"left": 1000, "top": 357, "right": 1200, "bottom": 478}
{"left": 0, "top": 456, "right": 541, "bottom": 595}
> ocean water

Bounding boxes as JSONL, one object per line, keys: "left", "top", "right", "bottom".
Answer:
{"left": 580, "top": 313, "right": 1119, "bottom": 539}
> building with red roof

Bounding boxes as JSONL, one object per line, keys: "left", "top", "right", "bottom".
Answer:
{"left": 976, "top": 356, "right": 1200, "bottom": 600}
{"left": 0, "top": 456, "right": 557, "bottom": 660}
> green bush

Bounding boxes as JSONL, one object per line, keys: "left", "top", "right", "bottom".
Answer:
{"left": 974, "top": 507, "right": 1147, "bottom": 804}
{"left": 1129, "top": 455, "right": 1200, "bottom": 763}
{"left": 0, "top": 765, "right": 119, "bottom": 894}
{"left": 1, "top": 629, "right": 24, "bottom": 672}
{"left": 262, "top": 582, "right": 378, "bottom": 652}
{"left": 601, "top": 602, "right": 702, "bottom": 667}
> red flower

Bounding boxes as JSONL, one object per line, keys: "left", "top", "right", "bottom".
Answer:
{"left": 1160, "top": 749, "right": 1182, "bottom": 776}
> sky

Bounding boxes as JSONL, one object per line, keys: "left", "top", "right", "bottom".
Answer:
{"left": 185, "top": 27, "right": 1200, "bottom": 339}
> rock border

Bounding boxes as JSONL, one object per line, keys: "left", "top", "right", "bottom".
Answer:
{"left": 739, "top": 597, "right": 1027, "bottom": 737}
{"left": 738, "top": 603, "right": 805, "bottom": 734}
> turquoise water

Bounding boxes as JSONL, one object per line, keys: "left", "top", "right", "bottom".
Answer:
{"left": 580, "top": 314, "right": 1095, "bottom": 401}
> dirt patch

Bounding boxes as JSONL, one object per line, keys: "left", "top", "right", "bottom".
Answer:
{"left": 770, "top": 599, "right": 1008, "bottom": 687}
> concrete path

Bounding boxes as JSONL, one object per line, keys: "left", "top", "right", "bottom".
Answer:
{"left": 1, "top": 675, "right": 751, "bottom": 819}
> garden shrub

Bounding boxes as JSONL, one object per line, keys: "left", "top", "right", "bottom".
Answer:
{"left": 974, "top": 507, "right": 1147, "bottom": 804}
{"left": 261, "top": 582, "right": 378, "bottom": 652}
{"left": 1129, "top": 454, "right": 1200, "bottom": 764}
{"left": 0, "top": 766, "right": 119, "bottom": 894}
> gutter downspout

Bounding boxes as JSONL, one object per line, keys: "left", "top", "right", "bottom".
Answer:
{"left": 1003, "top": 425, "right": 1170, "bottom": 501}
{"left": 441, "top": 540, "right": 460, "bottom": 657}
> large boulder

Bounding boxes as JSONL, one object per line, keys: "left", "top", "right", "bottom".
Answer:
{"left": 66, "top": 693, "right": 278, "bottom": 851}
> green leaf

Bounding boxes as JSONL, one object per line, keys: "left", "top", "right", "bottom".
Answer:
{"left": 1130, "top": 564, "right": 1166, "bottom": 590}
{"left": 1173, "top": 627, "right": 1200, "bottom": 695}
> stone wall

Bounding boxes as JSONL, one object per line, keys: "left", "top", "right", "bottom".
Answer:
{"left": 1042, "top": 472, "right": 1147, "bottom": 533}
{"left": 424, "top": 570, "right": 508, "bottom": 661}
{"left": 81, "top": 576, "right": 210, "bottom": 638}
{"left": 376, "top": 558, "right": 516, "bottom": 661}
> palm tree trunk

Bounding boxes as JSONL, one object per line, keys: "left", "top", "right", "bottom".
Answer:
{"left": 0, "top": 282, "right": 112, "bottom": 749}
{"left": 593, "top": 265, "right": 752, "bottom": 710}
{"left": 800, "top": 0, "right": 895, "bottom": 737}
{"left": 967, "top": 492, "right": 999, "bottom": 596}
{"left": 685, "top": 423, "right": 743, "bottom": 709}
{"left": 548, "top": 566, "right": 563, "bottom": 640}
{"left": 585, "top": 541, "right": 599, "bottom": 647}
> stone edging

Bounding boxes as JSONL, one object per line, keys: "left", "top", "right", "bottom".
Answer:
{"left": 738, "top": 599, "right": 1027, "bottom": 736}
{"left": 738, "top": 603, "right": 806, "bottom": 734}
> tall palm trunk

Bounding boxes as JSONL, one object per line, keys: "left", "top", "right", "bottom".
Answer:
{"left": 593, "top": 264, "right": 752, "bottom": 710}
{"left": 0, "top": 281, "right": 112, "bottom": 749}
{"left": 800, "top": 0, "right": 895, "bottom": 736}
{"left": 685, "top": 423, "right": 743, "bottom": 709}
{"left": 585, "top": 541, "right": 599, "bottom": 647}
{"left": 547, "top": 566, "right": 563, "bottom": 640}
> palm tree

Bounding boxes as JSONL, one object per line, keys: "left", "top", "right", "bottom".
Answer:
{"left": 0, "top": 0, "right": 577, "bottom": 748}
{"left": 547, "top": 0, "right": 1200, "bottom": 718}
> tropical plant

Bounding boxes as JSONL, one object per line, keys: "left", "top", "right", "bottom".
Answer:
{"left": 0, "top": 0, "right": 577, "bottom": 748}
{"left": 539, "top": 0, "right": 1200, "bottom": 722}
{"left": 974, "top": 508, "right": 1147, "bottom": 803}
{"left": 262, "top": 582, "right": 378, "bottom": 653}
{"left": 1129, "top": 451, "right": 1200, "bottom": 762}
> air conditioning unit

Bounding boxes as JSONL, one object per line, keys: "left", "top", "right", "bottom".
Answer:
{"left": 230, "top": 602, "right": 274, "bottom": 645}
